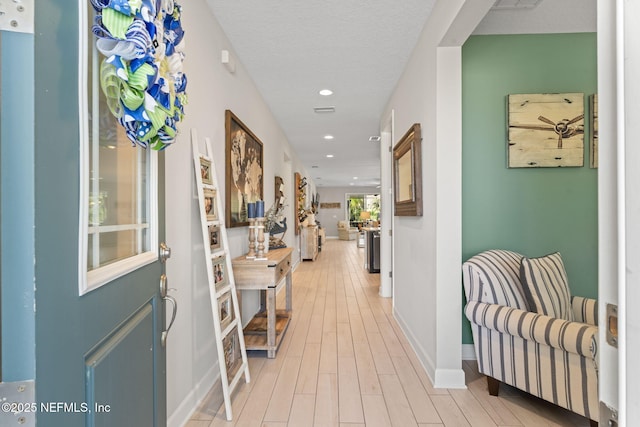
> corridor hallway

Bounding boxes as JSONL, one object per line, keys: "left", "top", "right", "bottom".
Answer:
{"left": 187, "top": 239, "right": 590, "bottom": 426}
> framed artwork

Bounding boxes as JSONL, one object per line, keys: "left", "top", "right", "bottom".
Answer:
{"left": 200, "top": 156, "right": 213, "bottom": 185}
{"left": 218, "top": 291, "right": 234, "bottom": 330}
{"left": 212, "top": 256, "right": 228, "bottom": 291}
{"left": 225, "top": 110, "right": 264, "bottom": 228}
{"left": 393, "top": 123, "right": 423, "bottom": 216}
{"left": 507, "top": 93, "right": 584, "bottom": 168}
{"left": 222, "top": 330, "right": 241, "bottom": 377}
{"left": 320, "top": 202, "right": 341, "bottom": 209}
{"left": 203, "top": 189, "right": 217, "bottom": 221}
{"left": 208, "top": 224, "right": 221, "bottom": 251}
{"left": 590, "top": 94, "right": 598, "bottom": 168}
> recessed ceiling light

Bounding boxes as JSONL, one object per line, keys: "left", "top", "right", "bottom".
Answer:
{"left": 319, "top": 89, "right": 333, "bottom": 96}
{"left": 323, "top": 135, "right": 334, "bottom": 140}
{"left": 326, "top": 154, "right": 334, "bottom": 158}
{"left": 492, "top": 0, "right": 542, "bottom": 10}
{"left": 314, "top": 106, "right": 335, "bottom": 113}
{"left": 349, "top": 183, "right": 355, "bottom": 186}
{"left": 353, "top": 177, "right": 358, "bottom": 180}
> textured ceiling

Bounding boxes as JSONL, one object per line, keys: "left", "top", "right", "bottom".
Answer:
{"left": 207, "top": 0, "right": 437, "bottom": 187}
{"left": 206, "top": 0, "right": 596, "bottom": 187}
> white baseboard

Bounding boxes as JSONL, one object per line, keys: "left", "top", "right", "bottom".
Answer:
{"left": 168, "top": 363, "right": 219, "bottom": 427}
{"left": 462, "top": 344, "right": 476, "bottom": 360}
{"left": 393, "top": 308, "right": 437, "bottom": 383}
{"left": 393, "top": 307, "right": 467, "bottom": 389}
{"left": 434, "top": 368, "right": 466, "bottom": 389}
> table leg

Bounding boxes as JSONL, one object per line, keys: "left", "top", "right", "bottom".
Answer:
{"left": 286, "top": 272, "right": 292, "bottom": 312}
{"left": 260, "top": 289, "right": 266, "bottom": 312}
{"left": 267, "top": 288, "right": 276, "bottom": 358}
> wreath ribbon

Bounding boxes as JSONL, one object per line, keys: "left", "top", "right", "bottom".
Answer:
{"left": 91, "top": 0, "right": 187, "bottom": 150}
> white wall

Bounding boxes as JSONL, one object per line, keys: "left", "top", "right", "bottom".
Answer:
{"left": 380, "top": 0, "right": 493, "bottom": 388}
{"left": 164, "top": 2, "right": 312, "bottom": 425}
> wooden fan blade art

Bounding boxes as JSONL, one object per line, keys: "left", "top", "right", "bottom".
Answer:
{"left": 507, "top": 93, "right": 585, "bottom": 167}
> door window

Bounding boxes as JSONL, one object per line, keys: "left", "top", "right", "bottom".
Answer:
{"left": 79, "top": 2, "right": 157, "bottom": 295}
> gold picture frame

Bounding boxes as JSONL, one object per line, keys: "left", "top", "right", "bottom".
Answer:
{"left": 393, "top": 123, "right": 423, "bottom": 216}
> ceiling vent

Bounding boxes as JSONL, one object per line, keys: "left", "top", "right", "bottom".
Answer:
{"left": 369, "top": 136, "right": 381, "bottom": 142}
{"left": 313, "top": 106, "right": 336, "bottom": 113}
{"left": 491, "top": 0, "right": 542, "bottom": 10}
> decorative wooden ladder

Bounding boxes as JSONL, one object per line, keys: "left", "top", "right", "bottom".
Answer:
{"left": 191, "top": 129, "right": 250, "bottom": 421}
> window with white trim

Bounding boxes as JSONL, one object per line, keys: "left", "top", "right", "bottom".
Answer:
{"left": 79, "top": 2, "right": 157, "bottom": 295}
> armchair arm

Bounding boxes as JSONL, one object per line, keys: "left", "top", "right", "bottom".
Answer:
{"left": 571, "top": 295, "right": 598, "bottom": 326}
{"left": 465, "top": 301, "right": 598, "bottom": 359}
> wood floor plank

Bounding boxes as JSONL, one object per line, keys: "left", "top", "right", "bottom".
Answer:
{"left": 337, "top": 321, "right": 355, "bottom": 358}
{"left": 233, "top": 371, "right": 279, "bottom": 427}
{"left": 295, "top": 342, "right": 320, "bottom": 394}
{"left": 391, "top": 355, "right": 442, "bottom": 424}
{"left": 448, "top": 388, "right": 498, "bottom": 427}
{"left": 379, "top": 374, "right": 419, "bottom": 427}
{"left": 338, "top": 357, "right": 365, "bottom": 423}
{"left": 263, "top": 356, "right": 302, "bottom": 422}
{"left": 430, "top": 394, "right": 472, "bottom": 427}
{"left": 318, "top": 330, "right": 338, "bottom": 373}
{"left": 287, "top": 394, "right": 315, "bottom": 427}
{"left": 314, "top": 373, "right": 339, "bottom": 427}
{"left": 362, "top": 394, "right": 392, "bottom": 427}
{"left": 352, "top": 339, "right": 382, "bottom": 395}
{"left": 367, "top": 332, "right": 396, "bottom": 375}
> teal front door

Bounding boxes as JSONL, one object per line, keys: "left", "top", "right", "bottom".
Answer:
{"left": 33, "top": 2, "right": 171, "bottom": 426}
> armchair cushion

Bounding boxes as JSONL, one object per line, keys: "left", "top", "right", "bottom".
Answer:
{"left": 571, "top": 295, "right": 598, "bottom": 326}
{"left": 465, "top": 301, "right": 597, "bottom": 358}
{"left": 520, "top": 252, "right": 574, "bottom": 321}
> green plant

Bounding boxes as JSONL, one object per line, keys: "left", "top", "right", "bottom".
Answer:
{"left": 349, "top": 197, "right": 363, "bottom": 222}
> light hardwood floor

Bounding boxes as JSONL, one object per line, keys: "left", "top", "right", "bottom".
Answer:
{"left": 187, "top": 239, "right": 591, "bottom": 427}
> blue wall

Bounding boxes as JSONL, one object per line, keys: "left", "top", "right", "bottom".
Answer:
{"left": 1, "top": 32, "right": 35, "bottom": 380}
{"left": 461, "top": 33, "right": 598, "bottom": 344}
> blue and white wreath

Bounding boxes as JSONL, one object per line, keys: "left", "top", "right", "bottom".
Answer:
{"left": 90, "top": 0, "right": 187, "bottom": 150}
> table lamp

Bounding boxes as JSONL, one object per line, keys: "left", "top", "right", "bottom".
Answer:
{"left": 359, "top": 211, "right": 371, "bottom": 226}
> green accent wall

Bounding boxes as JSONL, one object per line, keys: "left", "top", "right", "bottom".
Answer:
{"left": 462, "top": 33, "right": 598, "bottom": 344}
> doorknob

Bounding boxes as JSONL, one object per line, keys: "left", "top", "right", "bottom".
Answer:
{"left": 159, "top": 242, "right": 171, "bottom": 263}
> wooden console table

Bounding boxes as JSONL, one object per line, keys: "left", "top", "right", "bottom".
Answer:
{"left": 232, "top": 247, "right": 293, "bottom": 358}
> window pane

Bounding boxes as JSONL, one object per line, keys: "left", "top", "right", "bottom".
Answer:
{"left": 86, "top": 7, "right": 151, "bottom": 272}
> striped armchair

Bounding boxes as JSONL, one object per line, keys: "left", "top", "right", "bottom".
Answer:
{"left": 463, "top": 250, "right": 598, "bottom": 425}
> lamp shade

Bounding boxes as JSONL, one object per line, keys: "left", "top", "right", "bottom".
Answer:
{"left": 359, "top": 211, "right": 371, "bottom": 220}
